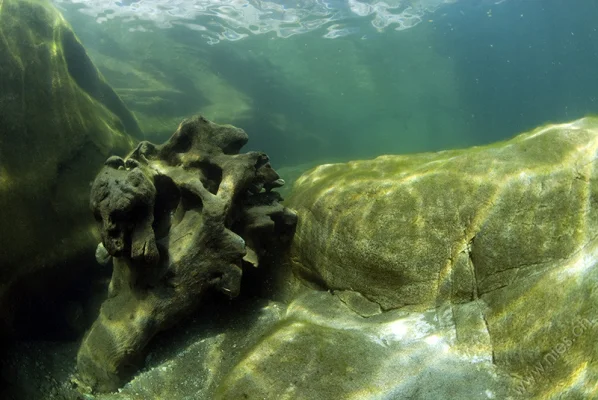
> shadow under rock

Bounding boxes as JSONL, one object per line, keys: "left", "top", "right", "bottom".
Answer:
{"left": 6, "top": 252, "right": 111, "bottom": 342}
{"left": 143, "top": 257, "right": 291, "bottom": 369}
{"left": 0, "top": 257, "right": 293, "bottom": 400}
{"left": 0, "top": 252, "right": 109, "bottom": 400}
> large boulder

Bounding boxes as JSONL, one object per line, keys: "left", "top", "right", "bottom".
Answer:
{"left": 3, "top": 118, "right": 597, "bottom": 400}
{"left": 286, "top": 117, "right": 598, "bottom": 398}
{"left": 0, "top": 0, "right": 141, "bottom": 336}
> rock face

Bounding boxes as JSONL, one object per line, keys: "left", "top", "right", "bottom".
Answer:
{"left": 0, "top": 0, "right": 141, "bottom": 336}
{"left": 73, "top": 289, "right": 508, "bottom": 400}
{"left": 286, "top": 117, "right": 598, "bottom": 398}
{"left": 75, "top": 116, "right": 297, "bottom": 393}
{"left": 4, "top": 118, "right": 597, "bottom": 400}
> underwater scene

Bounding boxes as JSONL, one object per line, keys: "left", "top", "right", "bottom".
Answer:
{"left": 1, "top": 0, "right": 597, "bottom": 398}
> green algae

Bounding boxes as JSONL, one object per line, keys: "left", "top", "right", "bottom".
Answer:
{"left": 0, "top": 0, "right": 139, "bottom": 332}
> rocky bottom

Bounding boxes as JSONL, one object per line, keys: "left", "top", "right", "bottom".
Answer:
{"left": 2, "top": 284, "right": 516, "bottom": 400}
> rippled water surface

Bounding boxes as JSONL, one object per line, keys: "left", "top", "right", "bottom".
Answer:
{"left": 54, "top": 0, "right": 460, "bottom": 43}
{"left": 52, "top": 0, "right": 598, "bottom": 167}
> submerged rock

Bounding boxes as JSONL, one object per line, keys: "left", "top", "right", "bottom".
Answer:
{"left": 82, "top": 289, "right": 509, "bottom": 400}
{"left": 0, "top": 0, "right": 141, "bottom": 337}
{"left": 81, "top": 117, "right": 597, "bottom": 399}
{"left": 75, "top": 116, "right": 297, "bottom": 393}
{"left": 286, "top": 117, "right": 598, "bottom": 398}
{"left": 5, "top": 118, "right": 597, "bottom": 400}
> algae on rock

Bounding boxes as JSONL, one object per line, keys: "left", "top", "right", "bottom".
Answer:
{"left": 3, "top": 118, "right": 597, "bottom": 400}
{"left": 0, "top": 0, "right": 142, "bottom": 336}
{"left": 86, "top": 118, "right": 598, "bottom": 400}
{"left": 286, "top": 117, "right": 598, "bottom": 398}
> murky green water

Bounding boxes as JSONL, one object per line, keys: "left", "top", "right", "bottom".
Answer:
{"left": 54, "top": 0, "right": 598, "bottom": 166}
{"left": 2, "top": 1, "right": 598, "bottom": 399}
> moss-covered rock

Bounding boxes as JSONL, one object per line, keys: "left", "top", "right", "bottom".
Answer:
{"left": 4, "top": 119, "right": 597, "bottom": 400}
{"left": 286, "top": 117, "right": 598, "bottom": 398}
{"left": 0, "top": 0, "right": 139, "bottom": 335}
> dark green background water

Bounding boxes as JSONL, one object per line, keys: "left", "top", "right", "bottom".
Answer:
{"left": 56, "top": 0, "right": 598, "bottom": 167}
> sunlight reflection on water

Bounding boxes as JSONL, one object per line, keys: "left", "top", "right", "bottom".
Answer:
{"left": 52, "top": 0, "right": 459, "bottom": 43}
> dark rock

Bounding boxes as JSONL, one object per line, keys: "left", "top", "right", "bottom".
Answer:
{"left": 75, "top": 116, "right": 297, "bottom": 393}
{"left": 0, "top": 0, "right": 140, "bottom": 339}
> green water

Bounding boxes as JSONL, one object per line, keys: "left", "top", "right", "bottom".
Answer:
{"left": 2, "top": 0, "right": 598, "bottom": 398}
{"left": 55, "top": 0, "right": 598, "bottom": 167}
